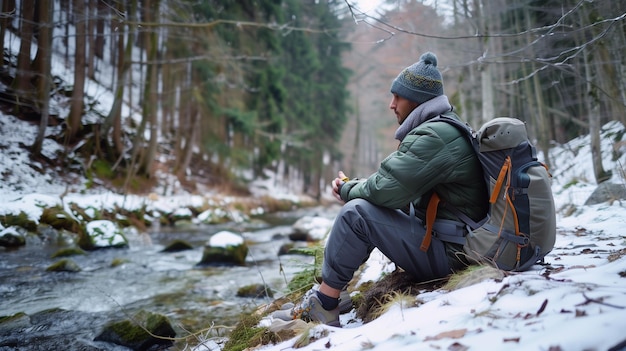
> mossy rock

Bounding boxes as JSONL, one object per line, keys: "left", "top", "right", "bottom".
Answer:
{"left": 236, "top": 284, "right": 274, "bottom": 298}
{"left": 40, "top": 206, "right": 82, "bottom": 234}
{"left": 79, "top": 220, "right": 128, "bottom": 250}
{"left": 0, "top": 212, "right": 36, "bottom": 232}
{"left": 0, "top": 312, "right": 31, "bottom": 335}
{"left": 94, "top": 310, "right": 175, "bottom": 351}
{"left": 277, "top": 243, "right": 294, "bottom": 256}
{"left": 46, "top": 259, "right": 81, "bottom": 272}
{"left": 111, "top": 257, "right": 130, "bottom": 267}
{"left": 68, "top": 203, "right": 97, "bottom": 222}
{"left": 198, "top": 243, "right": 248, "bottom": 266}
{"left": 0, "top": 227, "right": 26, "bottom": 247}
{"left": 161, "top": 239, "right": 194, "bottom": 253}
{"left": 51, "top": 247, "right": 86, "bottom": 258}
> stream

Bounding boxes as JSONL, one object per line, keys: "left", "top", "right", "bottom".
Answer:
{"left": 0, "top": 205, "right": 340, "bottom": 350}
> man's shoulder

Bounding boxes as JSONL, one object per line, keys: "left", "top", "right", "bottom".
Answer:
{"left": 421, "top": 114, "right": 468, "bottom": 138}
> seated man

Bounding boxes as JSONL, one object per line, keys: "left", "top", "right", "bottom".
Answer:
{"left": 275, "top": 52, "right": 488, "bottom": 326}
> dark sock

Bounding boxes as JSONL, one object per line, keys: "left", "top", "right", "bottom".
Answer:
{"left": 316, "top": 290, "right": 339, "bottom": 310}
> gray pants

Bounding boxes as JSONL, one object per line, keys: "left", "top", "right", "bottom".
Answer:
{"left": 322, "top": 198, "right": 452, "bottom": 290}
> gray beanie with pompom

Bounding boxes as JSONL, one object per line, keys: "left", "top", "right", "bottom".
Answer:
{"left": 390, "top": 52, "right": 443, "bottom": 104}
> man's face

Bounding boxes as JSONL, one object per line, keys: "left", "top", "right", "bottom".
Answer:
{"left": 389, "top": 94, "right": 419, "bottom": 125}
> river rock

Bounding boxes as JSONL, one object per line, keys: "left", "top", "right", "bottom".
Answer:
{"left": 161, "top": 239, "right": 194, "bottom": 252}
{"left": 94, "top": 310, "right": 175, "bottom": 351}
{"left": 51, "top": 247, "right": 87, "bottom": 258}
{"left": 79, "top": 220, "right": 128, "bottom": 250}
{"left": 0, "top": 226, "right": 26, "bottom": 247}
{"left": 584, "top": 182, "right": 626, "bottom": 205}
{"left": 289, "top": 216, "right": 333, "bottom": 242}
{"left": 0, "top": 312, "right": 31, "bottom": 336}
{"left": 237, "top": 283, "right": 274, "bottom": 298}
{"left": 46, "top": 258, "right": 82, "bottom": 272}
{"left": 198, "top": 231, "right": 248, "bottom": 266}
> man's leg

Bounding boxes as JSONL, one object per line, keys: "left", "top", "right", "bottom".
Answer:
{"left": 273, "top": 199, "right": 451, "bottom": 326}
{"left": 322, "top": 198, "right": 451, "bottom": 291}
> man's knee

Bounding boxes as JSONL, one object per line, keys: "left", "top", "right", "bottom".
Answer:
{"left": 338, "top": 198, "right": 373, "bottom": 218}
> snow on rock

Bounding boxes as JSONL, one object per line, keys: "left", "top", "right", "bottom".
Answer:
{"left": 85, "top": 220, "right": 128, "bottom": 248}
{"left": 0, "top": 194, "right": 61, "bottom": 223}
{"left": 291, "top": 215, "right": 333, "bottom": 241}
{"left": 209, "top": 230, "right": 244, "bottom": 248}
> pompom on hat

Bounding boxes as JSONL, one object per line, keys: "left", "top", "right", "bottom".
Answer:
{"left": 390, "top": 52, "right": 444, "bottom": 105}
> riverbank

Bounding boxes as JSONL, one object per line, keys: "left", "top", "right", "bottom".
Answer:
{"left": 0, "top": 192, "right": 338, "bottom": 350}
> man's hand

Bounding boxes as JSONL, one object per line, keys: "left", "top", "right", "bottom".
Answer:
{"left": 332, "top": 171, "right": 348, "bottom": 203}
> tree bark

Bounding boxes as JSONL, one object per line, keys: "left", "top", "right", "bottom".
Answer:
{"left": 13, "top": 0, "right": 35, "bottom": 110}
{"left": 0, "top": 0, "right": 16, "bottom": 70}
{"left": 66, "top": 0, "right": 87, "bottom": 144}
{"left": 138, "top": 0, "right": 160, "bottom": 177}
{"left": 104, "top": 0, "right": 135, "bottom": 158}
{"left": 32, "top": 0, "right": 52, "bottom": 157}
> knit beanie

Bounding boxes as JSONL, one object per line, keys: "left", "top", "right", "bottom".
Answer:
{"left": 390, "top": 52, "right": 444, "bottom": 105}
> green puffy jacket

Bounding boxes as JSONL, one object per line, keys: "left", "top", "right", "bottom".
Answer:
{"left": 340, "top": 112, "right": 488, "bottom": 223}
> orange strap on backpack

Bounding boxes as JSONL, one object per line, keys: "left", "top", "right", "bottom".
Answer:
{"left": 421, "top": 192, "right": 441, "bottom": 251}
{"left": 491, "top": 156, "right": 511, "bottom": 204}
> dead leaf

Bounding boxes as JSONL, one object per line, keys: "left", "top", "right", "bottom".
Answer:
{"left": 503, "top": 337, "right": 520, "bottom": 343}
{"left": 608, "top": 248, "right": 626, "bottom": 262}
{"left": 425, "top": 328, "right": 467, "bottom": 341}
{"left": 447, "top": 342, "right": 469, "bottom": 351}
{"left": 568, "top": 265, "right": 596, "bottom": 270}
{"left": 537, "top": 299, "right": 548, "bottom": 316}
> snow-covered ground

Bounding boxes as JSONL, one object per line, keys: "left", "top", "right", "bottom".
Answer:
{"left": 1, "top": 107, "right": 626, "bottom": 351}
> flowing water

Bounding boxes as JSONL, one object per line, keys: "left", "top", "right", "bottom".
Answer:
{"left": 0, "top": 206, "right": 338, "bottom": 350}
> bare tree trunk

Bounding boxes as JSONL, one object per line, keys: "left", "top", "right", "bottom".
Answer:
{"left": 32, "top": 0, "right": 52, "bottom": 156}
{"left": 13, "top": 0, "right": 35, "bottom": 109}
{"left": 177, "top": 108, "right": 200, "bottom": 179}
{"left": 95, "top": 0, "right": 105, "bottom": 60}
{"left": 477, "top": 0, "right": 494, "bottom": 123}
{"left": 138, "top": 0, "right": 160, "bottom": 177}
{"left": 583, "top": 37, "right": 610, "bottom": 184}
{"left": 86, "top": 0, "right": 96, "bottom": 80}
{"left": 67, "top": 0, "right": 86, "bottom": 144}
{"left": 104, "top": 0, "right": 135, "bottom": 158}
{"left": 0, "top": 0, "right": 16, "bottom": 70}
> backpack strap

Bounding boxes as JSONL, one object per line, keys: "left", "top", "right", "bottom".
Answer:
{"left": 421, "top": 192, "right": 440, "bottom": 251}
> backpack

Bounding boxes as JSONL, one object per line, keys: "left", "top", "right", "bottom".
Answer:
{"left": 423, "top": 115, "right": 556, "bottom": 271}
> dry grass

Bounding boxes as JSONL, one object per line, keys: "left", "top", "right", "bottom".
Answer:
{"left": 442, "top": 265, "right": 505, "bottom": 291}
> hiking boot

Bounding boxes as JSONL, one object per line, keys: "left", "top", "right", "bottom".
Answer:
{"left": 272, "top": 288, "right": 340, "bottom": 327}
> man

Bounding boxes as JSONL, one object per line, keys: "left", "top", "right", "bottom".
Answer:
{"left": 274, "top": 52, "right": 489, "bottom": 326}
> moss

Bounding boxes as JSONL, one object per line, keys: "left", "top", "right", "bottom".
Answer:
{"left": 0, "top": 312, "right": 28, "bottom": 323}
{"left": 236, "top": 284, "right": 274, "bottom": 298}
{"left": 198, "top": 244, "right": 249, "bottom": 266}
{"left": 161, "top": 239, "right": 194, "bottom": 253}
{"left": 95, "top": 310, "right": 175, "bottom": 350}
{"left": 562, "top": 179, "right": 579, "bottom": 190}
{"left": 40, "top": 206, "right": 82, "bottom": 234}
{"left": 111, "top": 257, "right": 129, "bottom": 267}
{"left": 1, "top": 212, "right": 37, "bottom": 232}
{"left": 50, "top": 247, "right": 86, "bottom": 258}
{"left": 68, "top": 203, "right": 97, "bottom": 221}
{"left": 46, "top": 259, "right": 81, "bottom": 272}
{"left": 91, "top": 159, "right": 114, "bottom": 179}
{"left": 109, "top": 319, "right": 146, "bottom": 343}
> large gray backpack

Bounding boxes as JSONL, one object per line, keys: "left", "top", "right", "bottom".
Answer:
{"left": 424, "top": 116, "right": 556, "bottom": 271}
